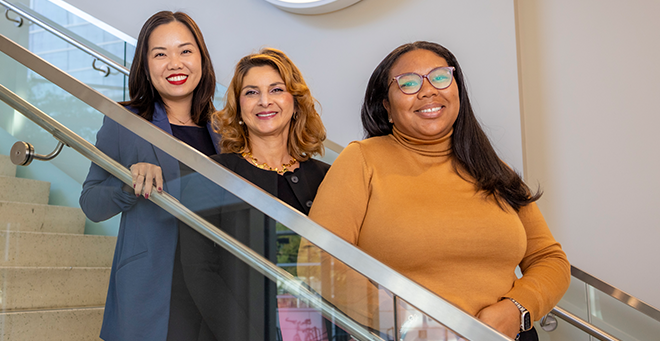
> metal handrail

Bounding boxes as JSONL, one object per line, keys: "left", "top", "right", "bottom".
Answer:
{"left": 0, "top": 0, "right": 129, "bottom": 76}
{"left": 0, "top": 83, "right": 379, "bottom": 341}
{"left": 550, "top": 306, "right": 621, "bottom": 341}
{"left": 571, "top": 266, "right": 660, "bottom": 322}
{"left": 0, "top": 33, "right": 509, "bottom": 340}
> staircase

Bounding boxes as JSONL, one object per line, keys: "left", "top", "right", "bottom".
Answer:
{"left": 0, "top": 154, "right": 116, "bottom": 340}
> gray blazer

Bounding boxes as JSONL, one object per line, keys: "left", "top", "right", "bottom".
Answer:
{"left": 79, "top": 102, "right": 220, "bottom": 341}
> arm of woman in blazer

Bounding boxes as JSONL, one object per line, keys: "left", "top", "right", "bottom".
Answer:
{"left": 79, "top": 116, "right": 163, "bottom": 222}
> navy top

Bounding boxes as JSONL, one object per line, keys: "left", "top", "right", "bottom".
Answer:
{"left": 171, "top": 124, "right": 216, "bottom": 179}
{"left": 170, "top": 124, "right": 216, "bottom": 156}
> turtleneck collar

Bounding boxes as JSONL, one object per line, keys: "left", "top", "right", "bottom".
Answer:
{"left": 391, "top": 125, "right": 453, "bottom": 157}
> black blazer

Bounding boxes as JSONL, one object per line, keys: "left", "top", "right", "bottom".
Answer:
{"left": 211, "top": 153, "right": 330, "bottom": 214}
{"left": 175, "top": 154, "right": 330, "bottom": 341}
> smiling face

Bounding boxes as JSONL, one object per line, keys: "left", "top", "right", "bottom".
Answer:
{"left": 239, "top": 65, "right": 295, "bottom": 140}
{"left": 147, "top": 21, "right": 202, "bottom": 107}
{"left": 383, "top": 49, "right": 460, "bottom": 140}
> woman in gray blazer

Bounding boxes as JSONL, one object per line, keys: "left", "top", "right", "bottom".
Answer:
{"left": 79, "top": 11, "right": 219, "bottom": 341}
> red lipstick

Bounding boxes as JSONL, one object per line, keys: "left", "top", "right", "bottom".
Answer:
{"left": 167, "top": 74, "right": 188, "bottom": 85}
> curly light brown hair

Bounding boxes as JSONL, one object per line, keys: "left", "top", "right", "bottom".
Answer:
{"left": 214, "top": 48, "right": 325, "bottom": 161}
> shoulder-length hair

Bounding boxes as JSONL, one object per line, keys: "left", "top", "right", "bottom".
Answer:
{"left": 120, "top": 11, "right": 216, "bottom": 124}
{"left": 361, "top": 41, "right": 540, "bottom": 211}
{"left": 214, "top": 48, "right": 325, "bottom": 161}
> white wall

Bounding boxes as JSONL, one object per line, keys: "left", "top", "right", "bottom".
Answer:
{"left": 516, "top": 0, "right": 660, "bottom": 308}
{"left": 64, "top": 0, "right": 524, "bottom": 172}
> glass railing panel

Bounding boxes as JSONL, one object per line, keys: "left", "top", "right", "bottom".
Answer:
{"left": 559, "top": 277, "right": 590, "bottom": 321}
{"left": 29, "top": 0, "right": 130, "bottom": 64}
{"left": 0, "top": 48, "right": 103, "bottom": 177}
{"left": 0, "top": 47, "right": 119, "bottom": 235}
{"left": 22, "top": 0, "right": 132, "bottom": 101}
{"left": 1, "top": 0, "right": 128, "bottom": 98}
{"left": 536, "top": 272, "right": 660, "bottom": 341}
{"left": 1, "top": 79, "right": 483, "bottom": 339}
{"left": 586, "top": 284, "right": 660, "bottom": 341}
{"left": 173, "top": 171, "right": 470, "bottom": 340}
{"left": 536, "top": 277, "right": 591, "bottom": 341}
{"left": 396, "top": 298, "right": 464, "bottom": 341}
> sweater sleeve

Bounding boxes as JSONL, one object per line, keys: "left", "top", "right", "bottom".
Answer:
{"left": 308, "top": 142, "right": 371, "bottom": 243}
{"left": 503, "top": 202, "right": 571, "bottom": 321}
{"left": 79, "top": 116, "right": 138, "bottom": 222}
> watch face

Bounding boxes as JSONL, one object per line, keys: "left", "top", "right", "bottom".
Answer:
{"left": 522, "top": 311, "right": 532, "bottom": 331}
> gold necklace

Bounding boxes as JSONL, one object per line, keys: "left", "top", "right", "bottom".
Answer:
{"left": 169, "top": 115, "right": 192, "bottom": 125}
{"left": 242, "top": 152, "right": 297, "bottom": 175}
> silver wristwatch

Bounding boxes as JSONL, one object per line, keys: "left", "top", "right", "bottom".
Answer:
{"left": 507, "top": 297, "right": 532, "bottom": 333}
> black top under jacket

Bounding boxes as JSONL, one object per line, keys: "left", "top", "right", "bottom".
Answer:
{"left": 174, "top": 153, "right": 330, "bottom": 341}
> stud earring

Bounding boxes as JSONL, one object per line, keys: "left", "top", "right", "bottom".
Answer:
{"left": 388, "top": 117, "right": 393, "bottom": 123}
{"left": 238, "top": 120, "right": 244, "bottom": 125}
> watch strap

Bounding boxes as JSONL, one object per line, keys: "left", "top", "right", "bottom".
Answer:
{"left": 506, "top": 297, "right": 532, "bottom": 332}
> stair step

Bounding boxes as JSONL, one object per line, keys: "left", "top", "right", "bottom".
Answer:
{"left": 0, "top": 155, "right": 16, "bottom": 177}
{"left": 0, "top": 231, "right": 116, "bottom": 267}
{"left": 0, "top": 200, "right": 86, "bottom": 234}
{"left": 0, "top": 266, "right": 110, "bottom": 310}
{"left": 0, "top": 175, "right": 50, "bottom": 205}
{"left": 0, "top": 307, "right": 103, "bottom": 341}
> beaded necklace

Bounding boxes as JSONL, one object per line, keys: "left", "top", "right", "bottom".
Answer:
{"left": 242, "top": 152, "right": 297, "bottom": 175}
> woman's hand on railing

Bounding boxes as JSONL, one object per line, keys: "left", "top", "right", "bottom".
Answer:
{"left": 130, "top": 162, "right": 163, "bottom": 199}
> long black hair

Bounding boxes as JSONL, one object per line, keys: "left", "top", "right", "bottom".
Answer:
{"left": 361, "top": 41, "right": 540, "bottom": 211}
{"left": 120, "top": 11, "right": 216, "bottom": 125}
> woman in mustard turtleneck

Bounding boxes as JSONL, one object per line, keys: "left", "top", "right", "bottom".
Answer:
{"left": 307, "top": 41, "right": 570, "bottom": 340}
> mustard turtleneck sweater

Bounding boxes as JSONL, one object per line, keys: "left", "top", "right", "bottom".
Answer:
{"left": 307, "top": 127, "right": 570, "bottom": 322}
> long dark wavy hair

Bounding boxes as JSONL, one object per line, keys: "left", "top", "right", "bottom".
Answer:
{"left": 361, "top": 41, "right": 540, "bottom": 211}
{"left": 120, "top": 11, "right": 216, "bottom": 125}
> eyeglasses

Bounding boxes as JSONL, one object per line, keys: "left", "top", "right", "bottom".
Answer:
{"left": 389, "top": 66, "right": 455, "bottom": 95}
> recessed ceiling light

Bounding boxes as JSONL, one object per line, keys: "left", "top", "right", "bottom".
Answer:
{"left": 264, "top": 0, "right": 362, "bottom": 15}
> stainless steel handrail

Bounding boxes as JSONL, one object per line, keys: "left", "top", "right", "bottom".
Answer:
{"left": 0, "top": 0, "right": 129, "bottom": 76}
{"left": 550, "top": 306, "right": 621, "bottom": 341}
{"left": 0, "top": 83, "right": 380, "bottom": 341}
{"left": 571, "top": 265, "right": 660, "bottom": 322}
{"left": 0, "top": 33, "right": 509, "bottom": 340}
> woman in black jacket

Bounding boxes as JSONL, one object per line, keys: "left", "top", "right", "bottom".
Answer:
{"left": 172, "top": 48, "right": 329, "bottom": 341}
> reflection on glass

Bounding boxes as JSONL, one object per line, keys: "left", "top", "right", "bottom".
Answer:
{"left": 178, "top": 166, "right": 479, "bottom": 340}
{"left": 396, "top": 298, "right": 464, "bottom": 341}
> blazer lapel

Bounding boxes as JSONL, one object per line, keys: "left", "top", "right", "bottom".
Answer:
{"left": 151, "top": 102, "right": 182, "bottom": 199}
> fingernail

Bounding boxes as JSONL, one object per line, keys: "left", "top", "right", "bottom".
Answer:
{"left": 158, "top": 187, "right": 162, "bottom": 192}
{"left": 136, "top": 194, "right": 139, "bottom": 198}
{"left": 133, "top": 184, "right": 136, "bottom": 188}
{"left": 145, "top": 193, "right": 149, "bottom": 199}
